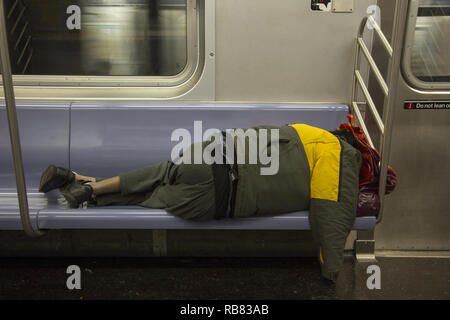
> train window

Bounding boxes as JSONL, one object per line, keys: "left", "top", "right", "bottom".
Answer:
{"left": 404, "top": 0, "right": 450, "bottom": 89}
{"left": 2, "top": 0, "right": 198, "bottom": 87}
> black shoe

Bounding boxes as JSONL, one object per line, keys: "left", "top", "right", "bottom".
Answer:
{"left": 60, "top": 182, "right": 94, "bottom": 208}
{"left": 39, "top": 165, "right": 75, "bottom": 193}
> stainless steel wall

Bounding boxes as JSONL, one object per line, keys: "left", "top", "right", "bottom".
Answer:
{"left": 215, "top": 0, "right": 376, "bottom": 103}
{"left": 370, "top": 0, "right": 450, "bottom": 251}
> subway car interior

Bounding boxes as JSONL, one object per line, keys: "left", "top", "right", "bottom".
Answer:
{"left": 0, "top": 0, "right": 449, "bottom": 301}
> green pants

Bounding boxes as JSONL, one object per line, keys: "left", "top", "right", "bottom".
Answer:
{"left": 94, "top": 162, "right": 216, "bottom": 221}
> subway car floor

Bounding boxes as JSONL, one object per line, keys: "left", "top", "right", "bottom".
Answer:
{"left": 0, "top": 255, "right": 449, "bottom": 300}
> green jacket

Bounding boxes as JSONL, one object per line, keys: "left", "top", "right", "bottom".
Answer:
{"left": 233, "top": 125, "right": 311, "bottom": 217}
{"left": 232, "top": 124, "right": 362, "bottom": 281}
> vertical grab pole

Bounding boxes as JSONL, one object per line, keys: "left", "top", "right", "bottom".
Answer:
{"left": 0, "top": 0, "right": 43, "bottom": 237}
{"left": 376, "top": 0, "right": 405, "bottom": 224}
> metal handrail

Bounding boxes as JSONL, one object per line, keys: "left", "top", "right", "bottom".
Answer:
{"left": 354, "top": 70, "right": 385, "bottom": 133}
{"left": 0, "top": 0, "right": 43, "bottom": 237}
{"left": 357, "top": 37, "right": 389, "bottom": 96}
{"left": 351, "top": 102, "right": 375, "bottom": 149}
{"left": 350, "top": 14, "right": 396, "bottom": 224}
{"left": 367, "top": 15, "right": 393, "bottom": 57}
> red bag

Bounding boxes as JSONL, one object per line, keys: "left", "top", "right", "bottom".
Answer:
{"left": 338, "top": 115, "right": 398, "bottom": 217}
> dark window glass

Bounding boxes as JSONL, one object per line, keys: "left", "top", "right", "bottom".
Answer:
{"left": 4, "top": 0, "right": 187, "bottom": 76}
{"left": 411, "top": 0, "right": 450, "bottom": 82}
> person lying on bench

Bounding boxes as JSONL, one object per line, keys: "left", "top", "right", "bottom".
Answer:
{"left": 39, "top": 123, "right": 361, "bottom": 283}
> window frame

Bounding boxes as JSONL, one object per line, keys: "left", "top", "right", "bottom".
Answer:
{"left": 402, "top": 0, "right": 450, "bottom": 90}
{"left": 8, "top": 0, "right": 200, "bottom": 88}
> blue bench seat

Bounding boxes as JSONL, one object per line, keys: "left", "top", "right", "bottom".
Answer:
{"left": 0, "top": 102, "right": 376, "bottom": 232}
{"left": 0, "top": 191, "right": 376, "bottom": 230}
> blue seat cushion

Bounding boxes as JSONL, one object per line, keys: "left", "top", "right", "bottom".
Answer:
{"left": 0, "top": 102, "right": 376, "bottom": 231}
